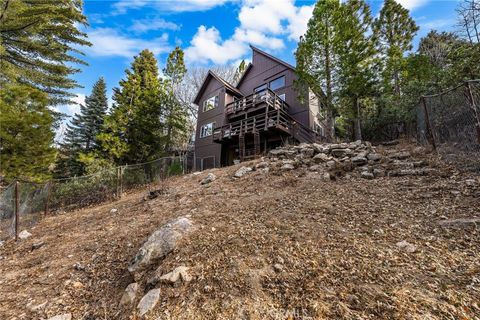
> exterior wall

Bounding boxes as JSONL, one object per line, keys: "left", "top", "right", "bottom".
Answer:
{"left": 194, "top": 77, "right": 226, "bottom": 169}
{"left": 237, "top": 50, "right": 310, "bottom": 129}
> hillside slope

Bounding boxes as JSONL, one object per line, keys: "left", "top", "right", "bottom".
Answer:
{"left": 0, "top": 143, "right": 479, "bottom": 320}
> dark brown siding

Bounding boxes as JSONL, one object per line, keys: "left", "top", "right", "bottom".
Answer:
{"left": 194, "top": 77, "right": 226, "bottom": 169}
{"left": 237, "top": 50, "right": 310, "bottom": 128}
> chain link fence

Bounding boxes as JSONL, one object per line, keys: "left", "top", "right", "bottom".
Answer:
{"left": 417, "top": 80, "right": 480, "bottom": 172}
{"left": 0, "top": 156, "right": 187, "bottom": 241}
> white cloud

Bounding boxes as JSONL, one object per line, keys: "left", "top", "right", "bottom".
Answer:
{"left": 131, "top": 18, "right": 180, "bottom": 33}
{"left": 70, "top": 93, "right": 86, "bottom": 115}
{"left": 184, "top": 0, "right": 313, "bottom": 64}
{"left": 85, "top": 28, "right": 171, "bottom": 57}
{"left": 112, "top": 0, "right": 232, "bottom": 14}
{"left": 396, "top": 0, "right": 430, "bottom": 10}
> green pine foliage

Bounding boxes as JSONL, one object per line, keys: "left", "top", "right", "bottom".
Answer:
{"left": 0, "top": 84, "right": 56, "bottom": 182}
{"left": 0, "top": 0, "right": 91, "bottom": 104}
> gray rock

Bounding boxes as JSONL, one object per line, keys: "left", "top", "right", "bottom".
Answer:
{"left": 273, "top": 263, "right": 284, "bottom": 272}
{"left": 367, "top": 153, "right": 382, "bottom": 161}
{"left": 201, "top": 173, "right": 216, "bottom": 185}
{"left": 331, "top": 148, "right": 352, "bottom": 158}
{"left": 300, "top": 148, "right": 315, "bottom": 158}
{"left": 322, "top": 172, "right": 331, "bottom": 181}
{"left": 159, "top": 266, "right": 192, "bottom": 284}
{"left": 396, "top": 240, "right": 417, "bottom": 253}
{"left": 308, "top": 165, "right": 321, "bottom": 172}
{"left": 47, "top": 314, "right": 72, "bottom": 320}
{"left": 438, "top": 218, "right": 480, "bottom": 228}
{"left": 351, "top": 156, "right": 367, "bottom": 166}
{"left": 255, "top": 161, "right": 269, "bottom": 169}
{"left": 120, "top": 282, "right": 139, "bottom": 307}
{"left": 281, "top": 163, "right": 295, "bottom": 170}
{"left": 361, "top": 171, "right": 374, "bottom": 180}
{"left": 137, "top": 288, "right": 161, "bottom": 317}
{"left": 269, "top": 149, "right": 286, "bottom": 156}
{"left": 390, "top": 151, "right": 411, "bottom": 160}
{"left": 128, "top": 217, "right": 194, "bottom": 273}
{"left": 373, "top": 168, "right": 386, "bottom": 178}
{"left": 18, "top": 230, "right": 32, "bottom": 240}
{"left": 233, "top": 166, "right": 252, "bottom": 178}
{"left": 313, "top": 153, "right": 330, "bottom": 163}
{"left": 326, "top": 160, "right": 336, "bottom": 170}
{"left": 312, "top": 143, "right": 330, "bottom": 154}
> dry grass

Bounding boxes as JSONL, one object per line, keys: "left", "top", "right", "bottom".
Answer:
{"left": 0, "top": 148, "right": 479, "bottom": 320}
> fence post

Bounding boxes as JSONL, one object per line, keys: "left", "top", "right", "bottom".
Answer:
{"left": 421, "top": 96, "right": 436, "bottom": 150}
{"left": 14, "top": 181, "right": 19, "bottom": 241}
{"left": 466, "top": 81, "right": 480, "bottom": 144}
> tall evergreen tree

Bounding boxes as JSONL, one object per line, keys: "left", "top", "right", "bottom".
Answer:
{"left": 295, "top": 0, "right": 342, "bottom": 141}
{"left": 336, "top": 0, "right": 377, "bottom": 140}
{"left": 0, "top": 0, "right": 91, "bottom": 104}
{"left": 0, "top": 84, "right": 56, "bottom": 182}
{"left": 373, "top": 0, "right": 419, "bottom": 96}
{"left": 57, "top": 77, "right": 108, "bottom": 177}
{"left": 98, "top": 49, "right": 165, "bottom": 164}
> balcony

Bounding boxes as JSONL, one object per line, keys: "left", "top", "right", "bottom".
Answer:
{"left": 225, "top": 89, "right": 288, "bottom": 117}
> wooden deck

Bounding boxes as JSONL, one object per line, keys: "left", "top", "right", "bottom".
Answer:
{"left": 225, "top": 89, "right": 287, "bottom": 117}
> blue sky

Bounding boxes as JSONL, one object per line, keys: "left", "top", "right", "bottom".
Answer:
{"left": 58, "top": 0, "right": 460, "bottom": 135}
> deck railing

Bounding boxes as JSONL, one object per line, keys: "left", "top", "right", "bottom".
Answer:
{"left": 225, "top": 88, "right": 288, "bottom": 115}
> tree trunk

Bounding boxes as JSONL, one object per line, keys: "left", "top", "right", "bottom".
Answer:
{"left": 353, "top": 98, "right": 362, "bottom": 141}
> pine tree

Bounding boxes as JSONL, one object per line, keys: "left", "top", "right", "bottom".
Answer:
{"left": 373, "top": 0, "right": 419, "bottom": 96}
{"left": 0, "top": 0, "right": 91, "bottom": 104}
{"left": 163, "top": 47, "right": 189, "bottom": 152}
{"left": 295, "top": 0, "right": 342, "bottom": 141}
{"left": 0, "top": 84, "right": 56, "bottom": 182}
{"left": 98, "top": 49, "right": 165, "bottom": 164}
{"left": 58, "top": 77, "right": 108, "bottom": 177}
{"left": 336, "top": 0, "right": 377, "bottom": 140}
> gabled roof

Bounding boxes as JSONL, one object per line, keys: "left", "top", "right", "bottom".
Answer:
{"left": 193, "top": 70, "right": 243, "bottom": 105}
{"left": 236, "top": 45, "right": 296, "bottom": 88}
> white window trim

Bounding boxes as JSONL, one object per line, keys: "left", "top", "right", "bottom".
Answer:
{"left": 203, "top": 95, "right": 218, "bottom": 112}
{"left": 199, "top": 122, "right": 215, "bottom": 138}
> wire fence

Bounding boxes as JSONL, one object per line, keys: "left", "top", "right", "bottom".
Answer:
{"left": 417, "top": 80, "right": 480, "bottom": 172}
{"left": 0, "top": 156, "right": 187, "bottom": 241}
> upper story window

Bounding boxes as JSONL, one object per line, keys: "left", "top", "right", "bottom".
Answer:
{"left": 203, "top": 95, "right": 218, "bottom": 112}
{"left": 254, "top": 84, "right": 267, "bottom": 93}
{"left": 269, "top": 76, "right": 285, "bottom": 91}
{"left": 200, "top": 122, "right": 214, "bottom": 138}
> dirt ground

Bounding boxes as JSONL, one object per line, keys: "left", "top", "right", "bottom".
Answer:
{"left": 0, "top": 146, "right": 479, "bottom": 320}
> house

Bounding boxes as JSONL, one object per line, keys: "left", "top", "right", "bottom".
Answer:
{"left": 193, "top": 45, "right": 325, "bottom": 170}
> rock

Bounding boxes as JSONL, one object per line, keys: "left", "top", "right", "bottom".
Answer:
{"left": 396, "top": 240, "right": 417, "bottom": 253}
{"left": 367, "top": 153, "right": 382, "bottom": 161}
{"left": 273, "top": 263, "right": 283, "bottom": 272}
{"left": 18, "top": 230, "right": 32, "bottom": 240}
{"left": 47, "top": 314, "right": 72, "bottom": 320}
{"left": 373, "top": 168, "right": 386, "bottom": 178}
{"left": 204, "top": 285, "right": 213, "bottom": 293}
{"left": 269, "top": 149, "right": 285, "bottom": 156}
{"left": 326, "top": 160, "right": 336, "bottom": 170}
{"left": 73, "top": 262, "right": 85, "bottom": 271}
{"left": 137, "top": 288, "right": 161, "bottom": 317}
{"left": 322, "top": 172, "right": 331, "bottom": 181}
{"left": 308, "top": 165, "right": 321, "bottom": 172}
{"left": 234, "top": 166, "right": 252, "bottom": 178}
{"left": 300, "top": 148, "right": 315, "bottom": 158}
{"left": 361, "top": 171, "right": 374, "bottom": 180}
{"left": 159, "top": 266, "right": 192, "bottom": 284}
{"left": 465, "top": 179, "right": 477, "bottom": 187}
{"left": 312, "top": 143, "right": 330, "bottom": 154}
{"left": 128, "top": 217, "right": 195, "bottom": 273}
{"left": 192, "top": 172, "right": 202, "bottom": 176}
{"left": 119, "top": 283, "right": 139, "bottom": 307}
{"left": 201, "top": 173, "right": 216, "bottom": 185}
{"left": 281, "top": 163, "right": 295, "bottom": 170}
{"left": 31, "top": 242, "right": 45, "bottom": 250}
{"left": 438, "top": 218, "right": 480, "bottom": 229}
{"left": 331, "top": 148, "right": 352, "bottom": 158}
{"left": 255, "top": 162, "right": 269, "bottom": 169}
{"left": 351, "top": 156, "right": 367, "bottom": 166}
{"left": 110, "top": 208, "right": 118, "bottom": 214}
{"left": 313, "top": 153, "right": 330, "bottom": 163}
{"left": 27, "top": 301, "right": 47, "bottom": 312}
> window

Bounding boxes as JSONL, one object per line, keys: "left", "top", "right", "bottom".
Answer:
{"left": 278, "top": 93, "right": 286, "bottom": 101}
{"left": 203, "top": 95, "right": 218, "bottom": 112}
{"left": 254, "top": 84, "right": 267, "bottom": 93}
{"left": 200, "top": 122, "right": 214, "bottom": 138}
{"left": 269, "top": 75, "right": 285, "bottom": 90}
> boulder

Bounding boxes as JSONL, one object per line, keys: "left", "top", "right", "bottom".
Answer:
{"left": 128, "top": 217, "right": 194, "bottom": 273}
{"left": 18, "top": 230, "right": 32, "bottom": 240}
{"left": 269, "top": 149, "right": 286, "bottom": 156}
{"left": 390, "top": 151, "right": 411, "bottom": 160}
{"left": 313, "top": 153, "right": 330, "bottom": 163}
{"left": 361, "top": 171, "right": 374, "bottom": 180}
{"left": 137, "top": 288, "right": 161, "bottom": 317}
{"left": 119, "top": 283, "right": 139, "bottom": 307}
{"left": 281, "top": 163, "right": 295, "bottom": 170}
{"left": 373, "top": 168, "right": 386, "bottom": 178}
{"left": 331, "top": 148, "right": 352, "bottom": 158}
{"left": 233, "top": 166, "right": 252, "bottom": 178}
{"left": 201, "top": 173, "right": 216, "bottom": 185}
{"left": 438, "top": 218, "right": 480, "bottom": 229}
{"left": 255, "top": 162, "right": 269, "bottom": 169}
{"left": 396, "top": 240, "right": 417, "bottom": 253}
{"left": 367, "top": 153, "right": 382, "bottom": 161}
{"left": 308, "top": 165, "right": 321, "bottom": 172}
{"left": 159, "top": 266, "right": 192, "bottom": 284}
{"left": 300, "top": 148, "right": 315, "bottom": 158}
{"left": 351, "top": 156, "right": 367, "bottom": 166}
{"left": 47, "top": 314, "right": 72, "bottom": 320}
